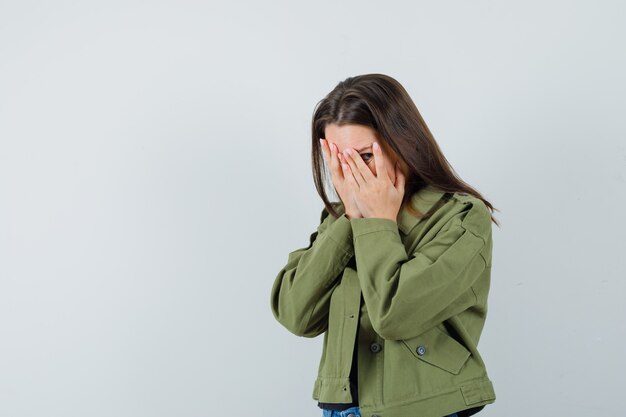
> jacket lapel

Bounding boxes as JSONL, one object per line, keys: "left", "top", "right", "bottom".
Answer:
{"left": 396, "top": 185, "right": 448, "bottom": 235}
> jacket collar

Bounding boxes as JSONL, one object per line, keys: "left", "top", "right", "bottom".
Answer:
{"left": 396, "top": 184, "right": 448, "bottom": 234}
{"left": 333, "top": 184, "right": 448, "bottom": 235}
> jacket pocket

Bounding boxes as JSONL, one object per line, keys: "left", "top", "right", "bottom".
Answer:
{"left": 401, "top": 324, "right": 471, "bottom": 375}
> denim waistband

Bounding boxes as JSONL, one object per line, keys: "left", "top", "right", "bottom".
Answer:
{"left": 321, "top": 406, "right": 361, "bottom": 417}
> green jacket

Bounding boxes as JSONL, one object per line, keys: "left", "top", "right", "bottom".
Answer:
{"left": 270, "top": 185, "right": 496, "bottom": 417}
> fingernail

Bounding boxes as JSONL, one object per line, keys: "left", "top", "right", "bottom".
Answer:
{"left": 374, "top": 142, "right": 379, "bottom": 150}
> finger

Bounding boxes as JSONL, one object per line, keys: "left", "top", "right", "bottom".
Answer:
{"left": 329, "top": 142, "right": 345, "bottom": 181}
{"left": 343, "top": 148, "right": 367, "bottom": 186}
{"left": 323, "top": 140, "right": 344, "bottom": 185}
{"left": 341, "top": 155, "right": 359, "bottom": 190}
{"left": 394, "top": 160, "right": 406, "bottom": 191}
{"left": 349, "top": 147, "right": 376, "bottom": 183}
{"left": 373, "top": 141, "right": 390, "bottom": 182}
{"left": 319, "top": 138, "right": 330, "bottom": 164}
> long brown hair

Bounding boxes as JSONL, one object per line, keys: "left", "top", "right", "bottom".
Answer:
{"left": 311, "top": 73, "right": 500, "bottom": 227}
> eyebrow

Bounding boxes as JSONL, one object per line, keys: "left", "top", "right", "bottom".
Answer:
{"left": 355, "top": 144, "right": 373, "bottom": 153}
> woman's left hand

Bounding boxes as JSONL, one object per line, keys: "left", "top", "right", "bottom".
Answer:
{"left": 341, "top": 142, "right": 406, "bottom": 223}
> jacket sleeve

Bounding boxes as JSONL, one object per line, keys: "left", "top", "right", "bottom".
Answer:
{"left": 270, "top": 206, "right": 354, "bottom": 338}
{"left": 351, "top": 209, "right": 489, "bottom": 341}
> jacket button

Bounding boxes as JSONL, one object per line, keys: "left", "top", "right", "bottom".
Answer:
{"left": 347, "top": 414, "right": 356, "bottom": 417}
{"left": 416, "top": 345, "right": 426, "bottom": 356}
{"left": 369, "top": 342, "right": 382, "bottom": 353}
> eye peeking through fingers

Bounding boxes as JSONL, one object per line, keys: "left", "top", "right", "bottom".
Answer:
{"left": 361, "top": 153, "right": 374, "bottom": 163}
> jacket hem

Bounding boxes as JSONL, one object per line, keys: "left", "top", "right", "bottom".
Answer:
{"left": 312, "top": 376, "right": 355, "bottom": 404}
{"left": 358, "top": 377, "right": 495, "bottom": 417}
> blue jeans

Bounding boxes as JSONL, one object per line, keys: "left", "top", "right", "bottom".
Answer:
{"left": 321, "top": 406, "right": 459, "bottom": 417}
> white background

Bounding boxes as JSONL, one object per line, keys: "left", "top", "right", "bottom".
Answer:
{"left": 1, "top": 1, "right": 625, "bottom": 416}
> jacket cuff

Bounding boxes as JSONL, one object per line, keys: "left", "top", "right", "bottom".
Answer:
{"left": 324, "top": 213, "right": 354, "bottom": 256}
{"left": 351, "top": 217, "right": 399, "bottom": 237}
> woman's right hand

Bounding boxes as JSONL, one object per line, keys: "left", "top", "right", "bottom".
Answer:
{"left": 320, "top": 138, "right": 362, "bottom": 219}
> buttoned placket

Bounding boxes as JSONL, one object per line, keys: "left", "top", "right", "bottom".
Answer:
{"left": 341, "top": 266, "right": 362, "bottom": 402}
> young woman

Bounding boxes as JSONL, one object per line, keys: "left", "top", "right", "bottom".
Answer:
{"left": 270, "top": 74, "right": 499, "bottom": 417}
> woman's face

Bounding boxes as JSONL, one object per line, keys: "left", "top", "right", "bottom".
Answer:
{"left": 324, "top": 123, "right": 409, "bottom": 183}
